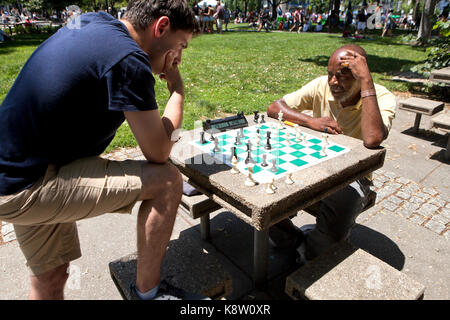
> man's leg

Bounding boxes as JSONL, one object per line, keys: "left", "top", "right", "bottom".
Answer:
{"left": 135, "top": 162, "right": 183, "bottom": 293}
{"left": 304, "top": 179, "right": 372, "bottom": 260}
{"left": 29, "top": 263, "right": 70, "bottom": 300}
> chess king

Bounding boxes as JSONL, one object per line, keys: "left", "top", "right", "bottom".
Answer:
{"left": 266, "top": 44, "right": 396, "bottom": 263}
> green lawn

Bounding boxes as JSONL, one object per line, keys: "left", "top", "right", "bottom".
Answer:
{"left": 0, "top": 31, "right": 428, "bottom": 153}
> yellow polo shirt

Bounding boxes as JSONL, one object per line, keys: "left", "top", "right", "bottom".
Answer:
{"left": 283, "top": 76, "right": 396, "bottom": 140}
{"left": 283, "top": 76, "right": 396, "bottom": 181}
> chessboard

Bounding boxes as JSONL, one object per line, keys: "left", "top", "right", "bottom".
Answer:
{"left": 190, "top": 123, "right": 350, "bottom": 185}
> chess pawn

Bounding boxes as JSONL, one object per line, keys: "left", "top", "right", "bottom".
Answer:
{"left": 245, "top": 163, "right": 256, "bottom": 187}
{"left": 230, "top": 156, "right": 239, "bottom": 174}
{"left": 285, "top": 173, "right": 294, "bottom": 185}
{"left": 321, "top": 133, "right": 329, "bottom": 147}
{"left": 256, "top": 135, "right": 261, "bottom": 146}
{"left": 270, "top": 178, "right": 277, "bottom": 190}
{"left": 320, "top": 145, "right": 327, "bottom": 157}
{"left": 265, "top": 182, "right": 275, "bottom": 194}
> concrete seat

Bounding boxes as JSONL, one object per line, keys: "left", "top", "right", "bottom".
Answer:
{"left": 285, "top": 241, "right": 425, "bottom": 300}
{"left": 109, "top": 232, "right": 232, "bottom": 300}
{"left": 429, "top": 66, "right": 450, "bottom": 85}
{"left": 430, "top": 112, "right": 450, "bottom": 160}
{"left": 179, "top": 177, "right": 221, "bottom": 241}
{"left": 398, "top": 97, "right": 444, "bottom": 133}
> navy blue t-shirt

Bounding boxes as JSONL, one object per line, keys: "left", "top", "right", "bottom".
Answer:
{"left": 0, "top": 12, "right": 158, "bottom": 195}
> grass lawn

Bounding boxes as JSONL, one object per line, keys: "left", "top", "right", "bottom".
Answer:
{"left": 0, "top": 30, "right": 428, "bottom": 153}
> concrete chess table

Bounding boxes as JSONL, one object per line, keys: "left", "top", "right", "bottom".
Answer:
{"left": 169, "top": 114, "right": 386, "bottom": 290}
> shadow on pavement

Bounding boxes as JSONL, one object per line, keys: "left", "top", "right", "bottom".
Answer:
{"left": 349, "top": 223, "right": 405, "bottom": 271}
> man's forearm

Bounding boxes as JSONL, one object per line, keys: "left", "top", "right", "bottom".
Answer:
{"left": 162, "top": 89, "right": 184, "bottom": 147}
{"left": 267, "top": 99, "right": 313, "bottom": 127}
{"left": 360, "top": 77, "right": 387, "bottom": 148}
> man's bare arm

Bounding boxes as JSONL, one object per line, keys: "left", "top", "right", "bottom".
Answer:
{"left": 124, "top": 51, "right": 184, "bottom": 163}
{"left": 267, "top": 99, "right": 343, "bottom": 134}
{"left": 340, "top": 50, "right": 387, "bottom": 148}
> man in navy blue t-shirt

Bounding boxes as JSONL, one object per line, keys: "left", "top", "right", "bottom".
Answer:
{"left": 0, "top": 0, "right": 205, "bottom": 300}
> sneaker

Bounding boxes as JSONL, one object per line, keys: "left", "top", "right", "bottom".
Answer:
{"left": 269, "top": 220, "right": 305, "bottom": 250}
{"left": 130, "top": 280, "right": 211, "bottom": 300}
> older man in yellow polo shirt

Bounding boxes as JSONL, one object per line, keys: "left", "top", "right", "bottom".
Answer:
{"left": 266, "top": 44, "right": 396, "bottom": 264}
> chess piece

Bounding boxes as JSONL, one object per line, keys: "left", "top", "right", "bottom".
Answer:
{"left": 320, "top": 145, "right": 327, "bottom": 157}
{"left": 231, "top": 146, "right": 238, "bottom": 159}
{"left": 209, "top": 132, "right": 215, "bottom": 141}
{"left": 285, "top": 133, "right": 291, "bottom": 145}
{"left": 285, "top": 173, "right": 294, "bottom": 185}
{"left": 270, "top": 177, "right": 277, "bottom": 190}
{"left": 245, "top": 163, "right": 256, "bottom": 187}
{"left": 265, "top": 137, "right": 272, "bottom": 150}
{"left": 235, "top": 135, "right": 241, "bottom": 145}
{"left": 200, "top": 131, "right": 207, "bottom": 144}
{"left": 253, "top": 111, "right": 259, "bottom": 123}
{"left": 260, "top": 114, "right": 265, "bottom": 123}
{"left": 256, "top": 134, "right": 261, "bottom": 146}
{"left": 322, "top": 133, "right": 329, "bottom": 147}
{"left": 265, "top": 182, "right": 275, "bottom": 194}
{"left": 230, "top": 156, "right": 239, "bottom": 174}
{"left": 245, "top": 150, "right": 252, "bottom": 164}
{"left": 213, "top": 137, "right": 221, "bottom": 153}
{"left": 261, "top": 154, "right": 268, "bottom": 167}
{"left": 277, "top": 110, "right": 283, "bottom": 122}
{"left": 238, "top": 128, "right": 245, "bottom": 138}
{"left": 270, "top": 159, "right": 278, "bottom": 172}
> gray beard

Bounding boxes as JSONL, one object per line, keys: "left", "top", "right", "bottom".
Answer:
{"left": 334, "top": 82, "right": 361, "bottom": 104}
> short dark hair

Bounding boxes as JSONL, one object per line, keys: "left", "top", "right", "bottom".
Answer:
{"left": 123, "top": 0, "right": 199, "bottom": 33}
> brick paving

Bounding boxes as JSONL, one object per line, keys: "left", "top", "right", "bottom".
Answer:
{"left": 1, "top": 147, "right": 449, "bottom": 245}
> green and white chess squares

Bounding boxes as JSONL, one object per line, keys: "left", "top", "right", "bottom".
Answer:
{"left": 190, "top": 124, "right": 351, "bottom": 184}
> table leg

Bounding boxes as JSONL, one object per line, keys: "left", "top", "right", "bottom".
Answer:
{"left": 253, "top": 228, "right": 269, "bottom": 291}
{"left": 445, "top": 135, "right": 450, "bottom": 161}
{"left": 413, "top": 113, "right": 422, "bottom": 133}
{"left": 200, "top": 214, "right": 211, "bottom": 241}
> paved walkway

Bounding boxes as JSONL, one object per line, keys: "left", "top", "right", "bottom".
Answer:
{"left": 0, "top": 98, "right": 448, "bottom": 299}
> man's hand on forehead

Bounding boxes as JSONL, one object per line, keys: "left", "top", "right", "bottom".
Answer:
{"left": 338, "top": 50, "right": 371, "bottom": 82}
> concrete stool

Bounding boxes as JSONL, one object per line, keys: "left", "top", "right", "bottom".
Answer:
{"left": 285, "top": 241, "right": 425, "bottom": 300}
{"left": 179, "top": 193, "right": 221, "bottom": 241}
{"left": 109, "top": 232, "right": 232, "bottom": 300}
{"left": 430, "top": 112, "right": 450, "bottom": 160}
{"left": 398, "top": 97, "right": 444, "bottom": 133}
{"left": 430, "top": 66, "right": 450, "bottom": 85}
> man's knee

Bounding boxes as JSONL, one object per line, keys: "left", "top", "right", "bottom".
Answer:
{"left": 31, "top": 263, "right": 70, "bottom": 292}
{"left": 141, "top": 162, "right": 183, "bottom": 199}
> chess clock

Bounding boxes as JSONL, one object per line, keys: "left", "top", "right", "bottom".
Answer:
{"left": 202, "top": 112, "right": 248, "bottom": 132}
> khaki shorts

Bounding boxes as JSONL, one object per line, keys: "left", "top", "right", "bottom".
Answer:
{"left": 0, "top": 156, "right": 144, "bottom": 276}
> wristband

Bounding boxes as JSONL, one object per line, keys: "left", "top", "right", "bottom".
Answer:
{"left": 361, "top": 89, "right": 376, "bottom": 98}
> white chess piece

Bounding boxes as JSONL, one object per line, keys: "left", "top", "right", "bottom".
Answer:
{"left": 270, "top": 177, "right": 277, "bottom": 190}
{"left": 265, "top": 182, "right": 275, "bottom": 194}
{"left": 294, "top": 124, "right": 302, "bottom": 142}
{"left": 320, "top": 145, "right": 327, "bottom": 157}
{"left": 230, "top": 156, "right": 239, "bottom": 174}
{"left": 322, "top": 133, "right": 329, "bottom": 147}
{"left": 285, "top": 173, "right": 294, "bottom": 185}
{"left": 245, "top": 163, "right": 256, "bottom": 186}
{"left": 277, "top": 110, "right": 284, "bottom": 129}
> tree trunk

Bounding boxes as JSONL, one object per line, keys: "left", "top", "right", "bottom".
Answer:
{"left": 417, "top": 0, "right": 438, "bottom": 44}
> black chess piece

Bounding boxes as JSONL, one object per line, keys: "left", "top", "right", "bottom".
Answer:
{"left": 253, "top": 111, "right": 259, "bottom": 123}
{"left": 265, "top": 137, "right": 272, "bottom": 150}
{"left": 267, "top": 131, "right": 271, "bottom": 139}
{"left": 200, "top": 131, "right": 206, "bottom": 144}
{"left": 261, "top": 114, "right": 265, "bottom": 123}
{"left": 231, "top": 146, "right": 238, "bottom": 159}
{"left": 235, "top": 135, "right": 241, "bottom": 145}
{"left": 209, "top": 132, "right": 215, "bottom": 141}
